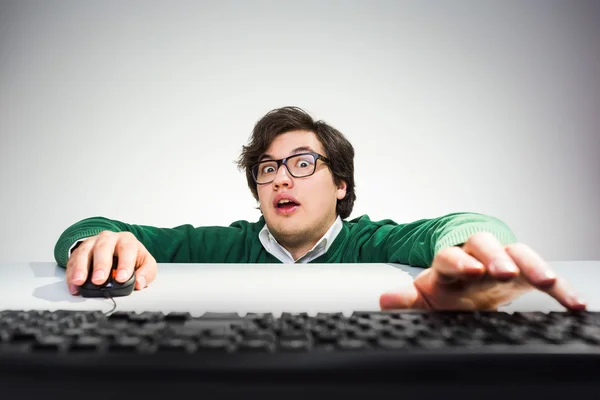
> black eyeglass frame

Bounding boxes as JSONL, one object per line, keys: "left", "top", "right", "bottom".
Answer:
{"left": 251, "top": 152, "right": 330, "bottom": 185}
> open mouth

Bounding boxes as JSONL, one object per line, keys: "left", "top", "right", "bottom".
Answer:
{"left": 275, "top": 199, "right": 300, "bottom": 215}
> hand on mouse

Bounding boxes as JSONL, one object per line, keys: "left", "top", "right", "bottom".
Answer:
{"left": 65, "top": 231, "right": 157, "bottom": 296}
{"left": 379, "top": 232, "right": 587, "bottom": 311}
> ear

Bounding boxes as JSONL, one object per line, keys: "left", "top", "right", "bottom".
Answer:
{"left": 336, "top": 180, "right": 347, "bottom": 200}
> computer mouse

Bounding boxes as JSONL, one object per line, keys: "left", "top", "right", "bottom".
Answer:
{"left": 78, "top": 256, "right": 136, "bottom": 298}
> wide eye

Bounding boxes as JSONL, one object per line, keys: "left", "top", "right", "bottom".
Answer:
{"left": 262, "top": 165, "right": 276, "bottom": 174}
{"left": 295, "top": 156, "right": 315, "bottom": 169}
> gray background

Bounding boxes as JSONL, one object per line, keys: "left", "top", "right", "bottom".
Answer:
{"left": 0, "top": 0, "right": 598, "bottom": 263}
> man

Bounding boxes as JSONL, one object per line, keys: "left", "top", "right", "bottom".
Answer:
{"left": 54, "top": 106, "right": 586, "bottom": 311}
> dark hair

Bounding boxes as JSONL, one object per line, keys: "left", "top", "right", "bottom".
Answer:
{"left": 237, "top": 106, "right": 356, "bottom": 219}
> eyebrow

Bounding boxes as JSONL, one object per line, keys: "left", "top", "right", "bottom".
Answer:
{"left": 259, "top": 146, "right": 315, "bottom": 161}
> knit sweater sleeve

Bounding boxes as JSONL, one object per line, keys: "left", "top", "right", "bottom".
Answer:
{"left": 53, "top": 216, "right": 260, "bottom": 267}
{"left": 356, "top": 212, "right": 518, "bottom": 267}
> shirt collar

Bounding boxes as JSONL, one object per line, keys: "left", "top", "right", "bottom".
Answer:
{"left": 258, "top": 215, "right": 343, "bottom": 263}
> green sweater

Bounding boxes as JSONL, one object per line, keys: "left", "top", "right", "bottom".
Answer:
{"left": 54, "top": 212, "right": 517, "bottom": 269}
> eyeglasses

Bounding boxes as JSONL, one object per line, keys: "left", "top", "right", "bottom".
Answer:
{"left": 251, "top": 152, "right": 330, "bottom": 185}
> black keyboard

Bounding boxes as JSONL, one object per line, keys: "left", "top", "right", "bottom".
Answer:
{"left": 1, "top": 309, "right": 600, "bottom": 399}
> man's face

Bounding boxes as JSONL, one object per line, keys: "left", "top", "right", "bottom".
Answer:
{"left": 257, "top": 130, "right": 347, "bottom": 248}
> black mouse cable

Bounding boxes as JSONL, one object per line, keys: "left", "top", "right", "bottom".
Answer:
{"left": 102, "top": 290, "right": 118, "bottom": 315}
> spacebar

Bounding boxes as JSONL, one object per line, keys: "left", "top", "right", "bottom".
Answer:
{"left": 179, "top": 313, "right": 250, "bottom": 331}
{"left": 198, "top": 312, "right": 243, "bottom": 320}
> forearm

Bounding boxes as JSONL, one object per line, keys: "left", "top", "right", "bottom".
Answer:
{"left": 432, "top": 212, "right": 517, "bottom": 256}
{"left": 370, "top": 212, "right": 517, "bottom": 268}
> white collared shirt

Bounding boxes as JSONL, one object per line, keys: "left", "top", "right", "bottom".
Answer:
{"left": 258, "top": 215, "right": 343, "bottom": 264}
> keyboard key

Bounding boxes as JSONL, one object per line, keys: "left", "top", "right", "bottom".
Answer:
{"left": 337, "top": 338, "right": 368, "bottom": 351}
{"left": 377, "top": 338, "right": 408, "bottom": 349}
{"left": 10, "top": 328, "right": 40, "bottom": 342}
{"left": 164, "top": 312, "right": 191, "bottom": 321}
{"left": 197, "top": 338, "right": 233, "bottom": 352}
{"left": 279, "top": 338, "right": 311, "bottom": 352}
{"left": 200, "top": 312, "right": 241, "bottom": 319}
{"left": 238, "top": 339, "right": 275, "bottom": 352}
{"left": 108, "top": 336, "right": 143, "bottom": 353}
{"left": 33, "top": 335, "right": 68, "bottom": 352}
{"left": 71, "top": 336, "right": 106, "bottom": 352}
{"left": 158, "top": 338, "right": 196, "bottom": 353}
{"left": 575, "top": 326, "right": 600, "bottom": 344}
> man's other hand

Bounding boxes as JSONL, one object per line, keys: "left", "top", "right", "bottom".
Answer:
{"left": 379, "top": 232, "right": 587, "bottom": 311}
{"left": 65, "top": 231, "right": 157, "bottom": 296}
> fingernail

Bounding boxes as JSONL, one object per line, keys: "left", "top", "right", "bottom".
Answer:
{"left": 569, "top": 294, "right": 587, "bottom": 307}
{"left": 69, "top": 284, "right": 79, "bottom": 295}
{"left": 465, "top": 259, "right": 484, "bottom": 271}
{"left": 92, "top": 270, "right": 105, "bottom": 282}
{"left": 117, "top": 270, "right": 129, "bottom": 281}
{"left": 543, "top": 270, "right": 556, "bottom": 280}
{"left": 493, "top": 259, "right": 518, "bottom": 274}
{"left": 380, "top": 293, "right": 397, "bottom": 309}
{"left": 138, "top": 275, "right": 146, "bottom": 288}
{"left": 73, "top": 271, "right": 84, "bottom": 282}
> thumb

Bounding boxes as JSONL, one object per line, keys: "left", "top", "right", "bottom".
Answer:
{"left": 379, "top": 282, "right": 424, "bottom": 310}
{"left": 134, "top": 250, "right": 157, "bottom": 290}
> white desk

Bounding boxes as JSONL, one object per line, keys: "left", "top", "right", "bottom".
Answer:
{"left": 0, "top": 261, "right": 598, "bottom": 316}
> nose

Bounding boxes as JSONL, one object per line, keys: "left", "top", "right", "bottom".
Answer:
{"left": 272, "top": 164, "right": 294, "bottom": 189}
